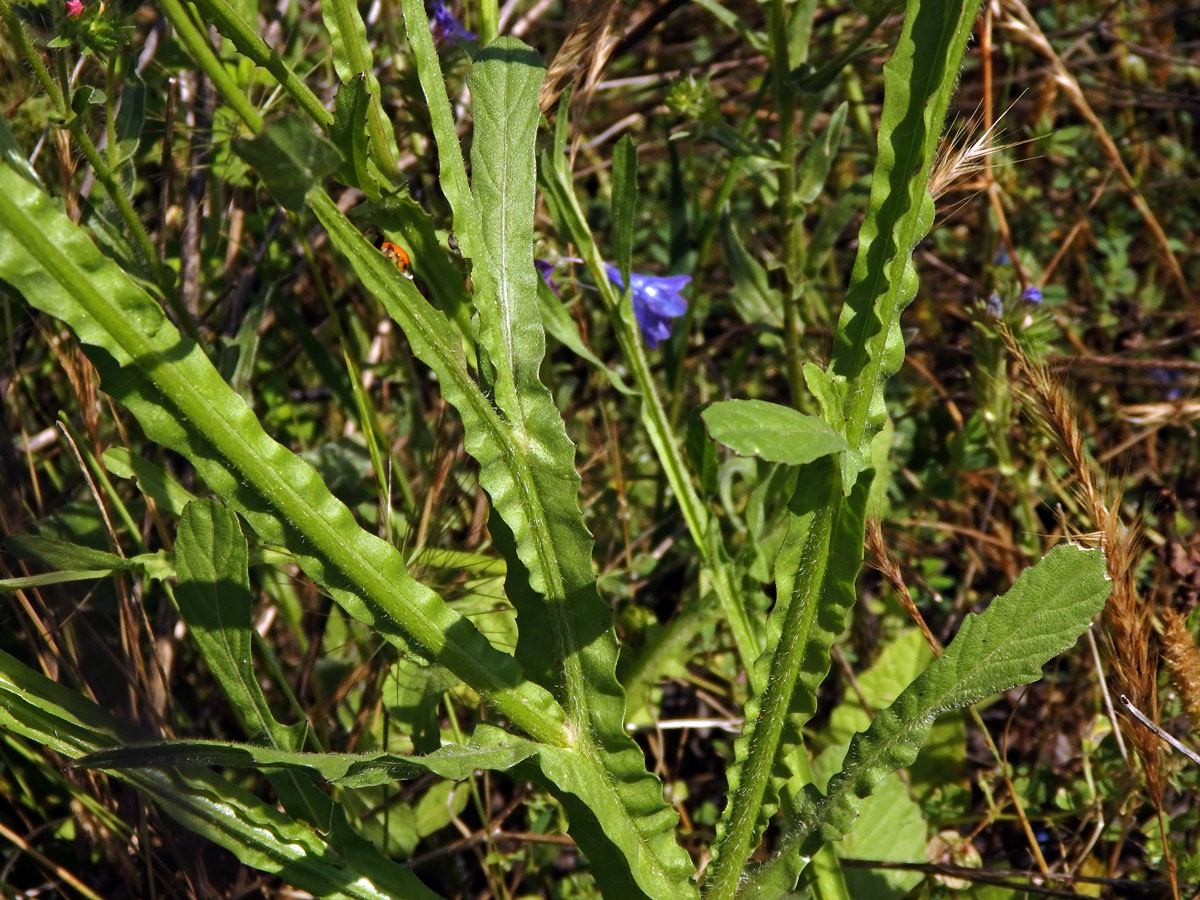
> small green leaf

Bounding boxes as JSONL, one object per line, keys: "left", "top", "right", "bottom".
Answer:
{"left": 702, "top": 399, "right": 847, "bottom": 465}
{"left": 232, "top": 116, "right": 342, "bottom": 211}
{"left": 330, "top": 75, "right": 378, "bottom": 201}
{"left": 686, "top": 405, "right": 720, "bottom": 498}
{"left": 102, "top": 447, "right": 197, "bottom": 517}
{"left": 795, "top": 101, "right": 847, "bottom": 204}
{"left": 321, "top": 0, "right": 401, "bottom": 182}
{"left": 114, "top": 70, "right": 146, "bottom": 166}
{"left": 175, "top": 500, "right": 304, "bottom": 749}
{"left": 718, "top": 215, "right": 783, "bottom": 328}
{"left": 537, "top": 280, "right": 638, "bottom": 396}
{"left": 611, "top": 134, "right": 637, "bottom": 285}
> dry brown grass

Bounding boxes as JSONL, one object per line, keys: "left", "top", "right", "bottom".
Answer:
{"left": 1003, "top": 327, "right": 1176, "bottom": 894}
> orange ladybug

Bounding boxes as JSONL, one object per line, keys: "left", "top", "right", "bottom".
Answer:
{"left": 381, "top": 241, "right": 412, "bottom": 278}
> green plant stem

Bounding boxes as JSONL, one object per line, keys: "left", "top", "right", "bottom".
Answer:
{"left": 478, "top": 0, "right": 498, "bottom": 45}
{"left": 614, "top": 293, "right": 762, "bottom": 675}
{"left": 189, "top": 0, "right": 333, "bottom": 129}
{"left": 158, "top": 0, "right": 263, "bottom": 131}
{"left": 104, "top": 55, "right": 118, "bottom": 170}
{"left": 0, "top": 1, "right": 59, "bottom": 108}
{"left": 768, "top": 0, "right": 804, "bottom": 407}
{"left": 703, "top": 478, "right": 841, "bottom": 900}
{"left": 541, "top": 141, "right": 763, "bottom": 675}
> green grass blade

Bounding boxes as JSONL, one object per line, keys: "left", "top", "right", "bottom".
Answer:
{"left": 0, "top": 161, "right": 568, "bottom": 748}
{"left": 73, "top": 724, "right": 536, "bottom": 787}
{"left": 742, "top": 544, "right": 1111, "bottom": 899}
{"left": 611, "top": 134, "right": 637, "bottom": 285}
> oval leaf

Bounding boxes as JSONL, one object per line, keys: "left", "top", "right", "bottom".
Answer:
{"left": 702, "top": 399, "right": 847, "bottom": 465}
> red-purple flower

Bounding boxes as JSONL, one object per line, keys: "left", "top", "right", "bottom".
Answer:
{"left": 603, "top": 264, "right": 690, "bottom": 348}
{"left": 429, "top": 2, "right": 475, "bottom": 45}
{"left": 65, "top": 0, "right": 84, "bottom": 16}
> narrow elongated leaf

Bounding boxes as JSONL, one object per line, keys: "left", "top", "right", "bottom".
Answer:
{"left": 832, "top": 0, "right": 983, "bottom": 460}
{"left": 742, "top": 544, "right": 1110, "bottom": 899}
{"left": 5, "top": 533, "right": 173, "bottom": 582}
{"left": 537, "top": 281, "right": 638, "bottom": 396}
{"left": 718, "top": 215, "right": 783, "bottom": 328}
{"left": 0, "top": 162, "right": 567, "bottom": 747}
{"left": 795, "top": 101, "right": 847, "bottom": 204}
{"left": 611, "top": 134, "right": 637, "bottom": 284}
{"left": 114, "top": 70, "right": 146, "bottom": 166}
{"left": 330, "top": 75, "right": 377, "bottom": 200}
{"left": 399, "top": 0, "right": 478, "bottom": 258}
{"left": 465, "top": 41, "right": 697, "bottom": 899}
{"left": 7, "top": 534, "right": 137, "bottom": 572}
{"left": 0, "top": 649, "right": 440, "bottom": 900}
{"left": 321, "top": 0, "right": 401, "bottom": 180}
{"left": 702, "top": 400, "right": 847, "bottom": 466}
{"left": 102, "top": 447, "right": 198, "bottom": 516}
{"left": 74, "top": 724, "right": 536, "bottom": 788}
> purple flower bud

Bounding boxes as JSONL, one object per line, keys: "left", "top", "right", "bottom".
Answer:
{"left": 994, "top": 247, "right": 1010, "bottom": 266}
{"left": 603, "top": 264, "right": 690, "bottom": 349}
{"left": 986, "top": 293, "right": 1003, "bottom": 317}
{"left": 429, "top": 2, "right": 475, "bottom": 45}
{"left": 1021, "top": 285, "right": 1043, "bottom": 304}
{"left": 534, "top": 259, "right": 560, "bottom": 296}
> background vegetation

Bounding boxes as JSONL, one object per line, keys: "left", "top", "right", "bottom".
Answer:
{"left": 0, "top": 0, "right": 1198, "bottom": 898}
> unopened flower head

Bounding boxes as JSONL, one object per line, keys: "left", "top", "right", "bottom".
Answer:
{"left": 65, "top": 0, "right": 83, "bottom": 16}
{"left": 603, "top": 264, "right": 689, "bottom": 349}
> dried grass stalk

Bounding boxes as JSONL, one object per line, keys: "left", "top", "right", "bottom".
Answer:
{"left": 1003, "top": 330, "right": 1162, "bottom": 794}
{"left": 539, "top": 0, "right": 620, "bottom": 115}
{"left": 1162, "top": 609, "right": 1200, "bottom": 731}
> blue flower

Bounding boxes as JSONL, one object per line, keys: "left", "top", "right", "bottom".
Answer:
{"left": 986, "top": 293, "right": 1003, "bottom": 317}
{"left": 603, "top": 264, "right": 690, "bottom": 348}
{"left": 429, "top": 1, "right": 475, "bottom": 45}
{"left": 1021, "top": 285, "right": 1043, "bottom": 304}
